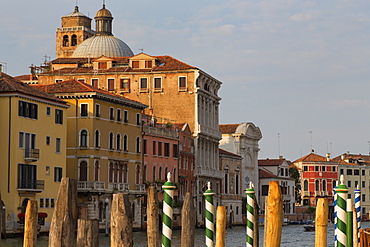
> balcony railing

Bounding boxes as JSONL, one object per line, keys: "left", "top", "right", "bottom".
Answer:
{"left": 18, "top": 179, "right": 44, "bottom": 192}
{"left": 77, "top": 181, "right": 105, "bottom": 192}
{"left": 24, "top": 149, "right": 39, "bottom": 162}
{"left": 302, "top": 191, "right": 310, "bottom": 196}
{"left": 135, "top": 184, "right": 146, "bottom": 192}
{"left": 108, "top": 183, "right": 129, "bottom": 192}
{"left": 315, "top": 191, "right": 322, "bottom": 197}
{"left": 195, "top": 167, "right": 224, "bottom": 179}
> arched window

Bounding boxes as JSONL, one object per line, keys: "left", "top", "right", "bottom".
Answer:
{"left": 79, "top": 161, "right": 88, "bottom": 181}
{"left": 236, "top": 206, "right": 239, "bottom": 215}
{"left": 322, "top": 180, "right": 327, "bottom": 191}
{"left": 143, "top": 165, "right": 147, "bottom": 182}
{"left": 224, "top": 174, "right": 228, "bottom": 194}
{"left": 164, "top": 167, "right": 168, "bottom": 180}
{"left": 315, "top": 180, "right": 320, "bottom": 191}
{"left": 235, "top": 174, "right": 239, "bottom": 194}
{"left": 304, "top": 180, "right": 308, "bottom": 191}
{"left": 118, "top": 163, "right": 123, "bottom": 183}
{"left": 153, "top": 166, "right": 156, "bottom": 181}
{"left": 109, "top": 162, "right": 114, "bottom": 182}
{"left": 63, "top": 35, "right": 69, "bottom": 47}
{"left": 114, "top": 162, "right": 118, "bottom": 183}
{"left": 123, "top": 135, "right": 128, "bottom": 151}
{"left": 95, "top": 130, "right": 100, "bottom": 148}
{"left": 173, "top": 168, "right": 176, "bottom": 183}
{"left": 123, "top": 164, "right": 128, "bottom": 183}
{"left": 109, "top": 132, "right": 114, "bottom": 149}
{"left": 136, "top": 137, "right": 140, "bottom": 153}
{"left": 71, "top": 34, "right": 77, "bottom": 46}
{"left": 80, "top": 129, "right": 88, "bottom": 147}
{"left": 94, "top": 160, "right": 99, "bottom": 181}
{"left": 136, "top": 164, "right": 140, "bottom": 184}
{"left": 116, "top": 134, "right": 121, "bottom": 150}
{"left": 159, "top": 167, "right": 162, "bottom": 180}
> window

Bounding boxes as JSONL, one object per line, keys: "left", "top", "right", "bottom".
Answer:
{"left": 116, "top": 134, "right": 121, "bottom": 150}
{"left": 136, "top": 137, "right": 140, "bottom": 153}
{"left": 153, "top": 141, "right": 157, "bottom": 155}
{"left": 56, "top": 138, "right": 61, "bottom": 153}
{"left": 304, "top": 180, "right": 308, "bottom": 191}
{"left": 340, "top": 169, "right": 344, "bottom": 175}
{"left": 46, "top": 166, "right": 50, "bottom": 175}
{"left": 18, "top": 163, "right": 36, "bottom": 189}
{"left": 71, "top": 34, "right": 77, "bottom": 46}
{"left": 110, "top": 107, "right": 114, "bottom": 120}
{"left": 333, "top": 166, "right": 336, "bottom": 172}
{"left": 262, "top": 185, "right": 269, "bottom": 196}
{"left": 55, "top": 109, "right": 63, "bottom": 124}
{"left": 117, "top": 109, "right": 121, "bottom": 122}
{"left": 179, "top": 77, "right": 186, "bottom": 89}
{"left": 363, "top": 194, "right": 366, "bottom": 202}
{"left": 51, "top": 198, "right": 55, "bottom": 208}
{"left": 362, "top": 181, "right": 365, "bottom": 188}
{"left": 348, "top": 194, "right": 352, "bottom": 199}
{"left": 354, "top": 169, "right": 359, "bottom": 175}
{"left": 362, "top": 170, "right": 366, "bottom": 176}
{"left": 355, "top": 181, "right": 359, "bottom": 188}
{"left": 95, "top": 104, "right": 100, "bottom": 117}
{"left": 132, "top": 61, "right": 139, "bottom": 68}
{"left": 79, "top": 161, "right": 88, "bottom": 181}
{"left": 136, "top": 113, "right": 140, "bottom": 125}
{"left": 154, "top": 78, "right": 162, "bottom": 90}
{"left": 19, "top": 132, "right": 24, "bottom": 148}
{"left": 94, "top": 160, "right": 99, "bottom": 181}
{"left": 109, "top": 132, "right": 114, "bottom": 149}
{"left": 98, "top": 62, "right": 107, "bottom": 70}
{"left": 153, "top": 167, "right": 156, "bottom": 181}
{"left": 347, "top": 169, "right": 353, "bottom": 175}
{"left": 322, "top": 166, "right": 326, "bottom": 172}
{"left": 348, "top": 180, "right": 352, "bottom": 188}
{"left": 108, "top": 79, "right": 115, "bottom": 91}
{"left": 80, "top": 103, "right": 88, "bottom": 117}
{"left": 303, "top": 166, "right": 308, "bottom": 171}
{"left": 54, "top": 167, "right": 62, "bottom": 182}
{"left": 46, "top": 107, "right": 51, "bottom": 116}
{"left": 46, "top": 136, "right": 50, "bottom": 145}
{"left": 18, "top": 101, "right": 38, "bottom": 120}
{"left": 315, "top": 166, "right": 319, "bottom": 172}
{"left": 80, "top": 130, "right": 88, "bottom": 147}
{"left": 92, "top": 79, "right": 99, "bottom": 88}
{"left": 95, "top": 130, "right": 100, "bottom": 148}
{"left": 123, "top": 135, "right": 128, "bottom": 151}
{"left": 46, "top": 198, "right": 50, "bottom": 208}
{"left": 164, "top": 143, "right": 170, "bottom": 157}
{"left": 120, "top": 78, "right": 130, "bottom": 91}
{"left": 124, "top": 110, "right": 128, "bottom": 123}
{"left": 158, "top": 142, "right": 162, "bottom": 156}
{"left": 315, "top": 180, "right": 319, "bottom": 191}
{"left": 145, "top": 60, "right": 152, "bottom": 68}
{"left": 143, "top": 139, "right": 147, "bottom": 155}
{"left": 140, "top": 78, "right": 148, "bottom": 90}
{"left": 40, "top": 198, "right": 44, "bottom": 208}
{"left": 173, "top": 144, "right": 178, "bottom": 158}
{"left": 63, "top": 35, "right": 69, "bottom": 47}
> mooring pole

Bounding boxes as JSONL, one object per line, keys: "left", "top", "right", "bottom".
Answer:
{"left": 162, "top": 172, "right": 176, "bottom": 247}
{"left": 204, "top": 181, "right": 215, "bottom": 247}
{"left": 246, "top": 182, "right": 255, "bottom": 247}
{"left": 315, "top": 198, "right": 328, "bottom": 247}
{"left": 335, "top": 175, "right": 348, "bottom": 247}
{"left": 354, "top": 185, "right": 361, "bottom": 246}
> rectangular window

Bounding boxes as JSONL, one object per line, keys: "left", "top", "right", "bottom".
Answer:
{"left": 46, "top": 107, "right": 51, "bottom": 116}
{"left": 362, "top": 181, "right": 366, "bottom": 188}
{"left": 362, "top": 170, "right": 366, "bottom": 176}
{"left": 347, "top": 169, "right": 353, "bottom": 175}
{"left": 333, "top": 166, "right": 336, "bottom": 172}
{"left": 95, "top": 104, "right": 100, "bottom": 117}
{"left": 340, "top": 169, "right": 344, "bottom": 175}
{"left": 158, "top": 141, "right": 162, "bottom": 156}
{"left": 354, "top": 169, "right": 359, "bottom": 175}
{"left": 355, "top": 181, "right": 359, "bottom": 188}
{"left": 145, "top": 60, "right": 152, "bottom": 68}
{"left": 45, "top": 198, "right": 50, "bottom": 208}
{"left": 55, "top": 109, "right": 63, "bottom": 124}
{"left": 132, "top": 61, "right": 139, "bottom": 68}
{"left": 348, "top": 194, "right": 352, "bottom": 199}
{"left": 322, "top": 166, "right": 326, "bottom": 172}
{"left": 143, "top": 139, "right": 147, "bottom": 155}
{"left": 140, "top": 78, "right": 148, "bottom": 90}
{"left": 51, "top": 198, "right": 55, "bottom": 208}
{"left": 315, "top": 166, "right": 319, "bottom": 172}
{"left": 92, "top": 78, "right": 99, "bottom": 88}
{"left": 18, "top": 101, "right": 38, "bottom": 120}
{"left": 303, "top": 166, "right": 308, "bottom": 171}
{"left": 18, "top": 163, "right": 37, "bottom": 189}
{"left": 362, "top": 194, "right": 366, "bottom": 202}
{"left": 348, "top": 180, "right": 351, "bottom": 187}
{"left": 110, "top": 107, "right": 114, "bottom": 120}
{"left": 179, "top": 76, "right": 186, "bottom": 90}
{"left": 40, "top": 198, "right": 44, "bottom": 208}
{"left": 154, "top": 78, "right": 162, "bottom": 90}
{"left": 117, "top": 109, "right": 121, "bottom": 121}
{"left": 153, "top": 141, "right": 157, "bottom": 155}
{"left": 262, "top": 185, "right": 269, "bottom": 196}
{"left": 80, "top": 103, "right": 88, "bottom": 117}
{"left": 120, "top": 78, "right": 130, "bottom": 91}
{"left": 54, "top": 167, "right": 62, "bottom": 182}
{"left": 124, "top": 110, "right": 128, "bottom": 123}
{"left": 173, "top": 144, "right": 178, "bottom": 158}
{"left": 19, "top": 132, "right": 24, "bottom": 148}
{"left": 108, "top": 79, "right": 115, "bottom": 91}
{"left": 98, "top": 62, "right": 107, "bottom": 70}
{"left": 46, "top": 166, "right": 50, "bottom": 175}
{"left": 56, "top": 138, "right": 61, "bottom": 153}
{"left": 46, "top": 136, "right": 50, "bottom": 145}
{"left": 31, "top": 134, "right": 36, "bottom": 149}
{"left": 164, "top": 143, "right": 170, "bottom": 157}
{"left": 136, "top": 113, "right": 140, "bottom": 125}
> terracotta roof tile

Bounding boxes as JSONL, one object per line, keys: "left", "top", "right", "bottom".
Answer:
{"left": 293, "top": 153, "right": 329, "bottom": 163}
{"left": 0, "top": 73, "right": 65, "bottom": 104}
{"left": 258, "top": 158, "right": 285, "bottom": 166}
{"left": 219, "top": 124, "right": 239, "bottom": 134}
{"left": 259, "top": 169, "right": 277, "bottom": 178}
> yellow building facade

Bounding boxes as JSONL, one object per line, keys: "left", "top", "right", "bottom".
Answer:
{"left": 0, "top": 72, "right": 68, "bottom": 233}
{"left": 35, "top": 80, "right": 147, "bottom": 227}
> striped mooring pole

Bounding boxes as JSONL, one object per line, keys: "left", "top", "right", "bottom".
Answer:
{"left": 346, "top": 199, "right": 353, "bottom": 247}
{"left": 354, "top": 185, "right": 361, "bottom": 246}
{"left": 335, "top": 174, "right": 349, "bottom": 247}
{"left": 334, "top": 180, "right": 338, "bottom": 247}
{"left": 162, "top": 172, "right": 176, "bottom": 247}
{"left": 204, "top": 181, "right": 215, "bottom": 247}
{"left": 245, "top": 182, "right": 255, "bottom": 247}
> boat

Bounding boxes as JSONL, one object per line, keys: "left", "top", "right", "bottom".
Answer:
{"left": 304, "top": 225, "right": 315, "bottom": 232}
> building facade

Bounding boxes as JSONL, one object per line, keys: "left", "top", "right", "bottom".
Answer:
{"left": 0, "top": 71, "right": 68, "bottom": 232}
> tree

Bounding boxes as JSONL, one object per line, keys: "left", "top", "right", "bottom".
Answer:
{"left": 289, "top": 166, "right": 301, "bottom": 204}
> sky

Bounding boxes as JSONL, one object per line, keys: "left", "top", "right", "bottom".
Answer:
{"left": 2, "top": 0, "right": 370, "bottom": 161}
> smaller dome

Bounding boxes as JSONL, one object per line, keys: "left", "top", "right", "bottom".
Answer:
{"left": 96, "top": 5, "right": 112, "bottom": 18}
{"left": 62, "top": 6, "right": 89, "bottom": 18}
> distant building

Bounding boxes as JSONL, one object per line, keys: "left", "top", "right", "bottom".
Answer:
{"left": 219, "top": 149, "right": 243, "bottom": 225}
{"left": 258, "top": 158, "right": 296, "bottom": 215}
{"left": 219, "top": 123, "right": 262, "bottom": 197}
{"left": 35, "top": 79, "right": 147, "bottom": 227}
{"left": 0, "top": 70, "right": 68, "bottom": 233}
{"left": 293, "top": 153, "right": 338, "bottom": 206}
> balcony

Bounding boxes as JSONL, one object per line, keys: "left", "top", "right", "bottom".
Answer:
{"left": 302, "top": 191, "right": 310, "bottom": 196}
{"left": 322, "top": 191, "right": 329, "bottom": 196}
{"left": 77, "top": 181, "right": 105, "bottom": 192}
{"left": 18, "top": 180, "right": 44, "bottom": 193}
{"left": 130, "top": 184, "right": 146, "bottom": 194}
{"left": 24, "top": 149, "right": 39, "bottom": 162}
{"left": 108, "top": 183, "right": 129, "bottom": 192}
{"left": 195, "top": 167, "right": 224, "bottom": 179}
{"left": 315, "top": 191, "right": 322, "bottom": 197}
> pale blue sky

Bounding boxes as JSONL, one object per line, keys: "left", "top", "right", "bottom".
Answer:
{"left": 2, "top": 0, "right": 370, "bottom": 160}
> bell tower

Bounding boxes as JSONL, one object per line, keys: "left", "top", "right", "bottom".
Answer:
{"left": 56, "top": 6, "right": 95, "bottom": 58}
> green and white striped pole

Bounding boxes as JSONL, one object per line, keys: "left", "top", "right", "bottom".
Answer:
{"left": 346, "top": 199, "right": 353, "bottom": 247}
{"left": 162, "top": 172, "right": 176, "bottom": 247}
{"left": 245, "top": 181, "right": 255, "bottom": 247}
{"left": 335, "top": 174, "right": 349, "bottom": 247}
{"left": 204, "top": 181, "right": 215, "bottom": 247}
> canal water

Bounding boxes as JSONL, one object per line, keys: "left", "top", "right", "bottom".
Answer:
{"left": 1, "top": 222, "right": 368, "bottom": 246}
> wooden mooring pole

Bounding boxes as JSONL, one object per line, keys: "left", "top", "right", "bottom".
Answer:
{"left": 48, "top": 177, "right": 78, "bottom": 247}
{"left": 23, "top": 200, "right": 38, "bottom": 247}
{"left": 315, "top": 198, "right": 328, "bottom": 247}
{"left": 263, "top": 181, "right": 282, "bottom": 247}
{"left": 77, "top": 219, "right": 99, "bottom": 247}
{"left": 110, "top": 193, "right": 133, "bottom": 247}
{"left": 181, "top": 192, "right": 195, "bottom": 247}
{"left": 216, "top": 206, "right": 227, "bottom": 247}
{"left": 147, "top": 185, "right": 160, "bottom": 247}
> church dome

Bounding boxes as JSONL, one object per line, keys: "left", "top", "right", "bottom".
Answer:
{"left": 72, "top": 35, "right": 134, "bottom": 58}
{"left": 95, "top": 5, "right": 112, "bottom": 18}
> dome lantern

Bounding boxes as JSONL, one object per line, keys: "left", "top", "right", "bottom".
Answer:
{"left": 95, "top": 4, "right": 113, "bottom": 36}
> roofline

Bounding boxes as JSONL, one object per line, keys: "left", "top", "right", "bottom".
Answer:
{"left": 0, "top": 92, "right": 69, "bottom": 108}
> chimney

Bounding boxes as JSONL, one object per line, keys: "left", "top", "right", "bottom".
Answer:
{"left": 279, "top": 155, "right": 283, "bottom": 159}
{"left": 326, "top": 153, "right": 330, "bottom": 161}
{"left": 341, "top": 154, "right": 345, "bottom": 160}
